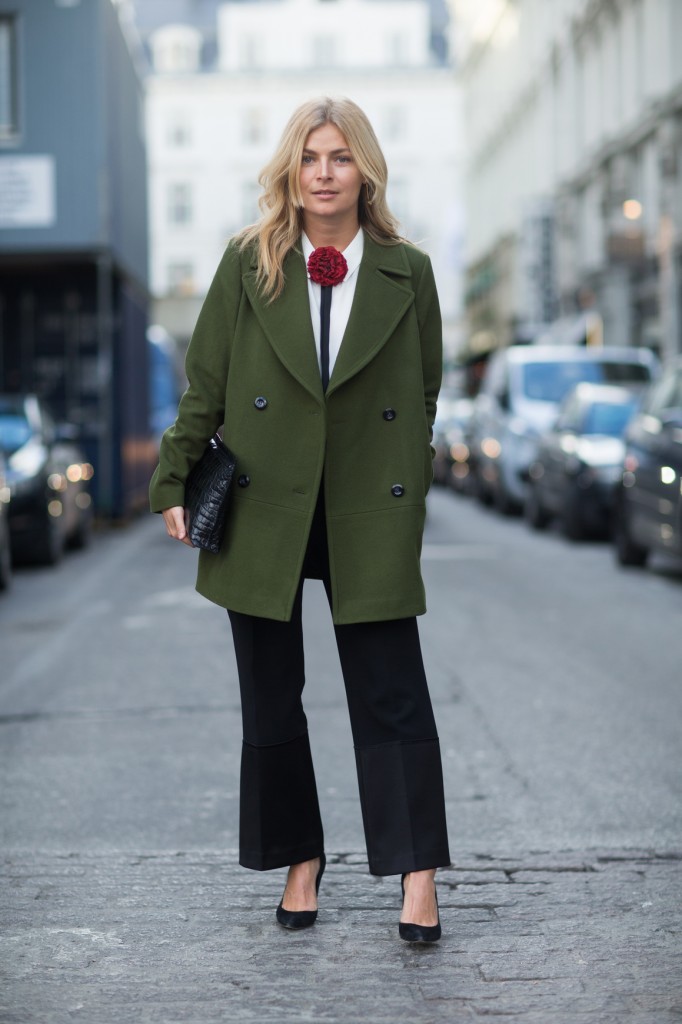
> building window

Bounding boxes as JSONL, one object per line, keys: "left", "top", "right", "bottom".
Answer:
{"left": 240, "top": 35, "right": 263, "bottom": 69}
{"left": 312, "top": 35, "right": 336, "bottom": 67}
{"left": 387, "top": 179, "right": 408, "bottom": 225}
{"left": 168, "top": 183, "right": 192, "bottom": 225}
{"left": 167, "top": 112, "right": 191, "bottom": 148}
{"left": 0, "top": 15, "right": 19, "bottom": 140}
{"left": 387, "top": 33, "right": 408, "bottom": 65}
{"left": 167, "top": 262, "right": 195, "bottom": 295}
{"left": 242, "top": 108, "right": 266, "bottom": 145}
{"left": 384, "top": 105, "right": 406, "bottom": 142}
{"left": 241, "top": 181, "right": 260, "bottom": 225}
{"left": 151, "top": 26, "right": 201, "bottom": 74}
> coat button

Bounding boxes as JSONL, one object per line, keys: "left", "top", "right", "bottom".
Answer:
{"left": 391, "top": 484, "right": 404, "bottom": 497}
{"left": 254, "top": 396, "right": 268, "bottom": 410}
{"left": 383, "top": 408, "right": 397, "bottom": 421}
{"left": 238, "top": 474, "right": 250, "bottom": 487}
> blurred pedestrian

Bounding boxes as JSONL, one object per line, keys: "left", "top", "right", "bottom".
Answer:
{"left": 150, "top": 96, "right": 450, "bottom": 942}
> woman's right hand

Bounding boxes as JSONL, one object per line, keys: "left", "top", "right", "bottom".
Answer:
{"left": 162, "top": 506, "right": 194, "bottom": 547}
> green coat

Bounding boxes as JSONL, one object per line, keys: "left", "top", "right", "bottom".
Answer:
{"left": 149, "top": 232, "right": 442, "bottom": 624}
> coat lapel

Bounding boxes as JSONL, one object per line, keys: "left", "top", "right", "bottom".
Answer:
{"left": 327, "top": 235, "right": 414, "bottom": 396}
{"left": 240, "top": 235, "right": 415, "bottom": 401}
{"left": 241, "top": 246, "right": 324, "bottom": 403}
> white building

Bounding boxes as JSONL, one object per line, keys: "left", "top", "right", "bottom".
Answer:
{"left": 145, "top": 0, "right": 462, "bottom": 344}
{"left": 454, "top": 0, "right": 682, "bottom": 361}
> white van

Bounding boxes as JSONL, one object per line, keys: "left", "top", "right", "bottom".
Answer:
{"left": 469, "top": 345, "right": 659, "bottom": 512}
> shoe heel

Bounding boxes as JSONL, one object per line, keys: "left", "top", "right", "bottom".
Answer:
{"left": 399, "top": 872, "right": 441, "bottom": 944}
{"left": 276, "top": 854, "right": 326, "bottom": 931}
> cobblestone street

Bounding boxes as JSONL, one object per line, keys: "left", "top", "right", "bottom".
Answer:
{"left": 1, "top": 491, "right": 681, "bottom": 1022}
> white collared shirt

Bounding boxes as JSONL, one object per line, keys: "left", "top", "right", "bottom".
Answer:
{"left": 302, "top": 228, "right": 364, "bottom": 382}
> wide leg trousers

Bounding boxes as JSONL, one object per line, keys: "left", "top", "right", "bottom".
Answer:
{"left": 227, "top": 490, "right": 451, "bottom": 876}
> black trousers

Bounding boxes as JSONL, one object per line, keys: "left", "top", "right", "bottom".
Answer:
{"left": 227, "top": 489, "right": 451, "bottom": 876}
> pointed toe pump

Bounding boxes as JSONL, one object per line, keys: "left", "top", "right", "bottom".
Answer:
{"left": 399, "top": 873, "right": 442, "bottom": 944}
{"left": 276, "top": 854, "right": 326, "bottom": 930}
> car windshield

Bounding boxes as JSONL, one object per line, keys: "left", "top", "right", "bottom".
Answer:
{"left": 0, "top": 412, "right": 33, "bottom": 455}
{"left": 521, "top": 360, "right": 650, "bottom": 403}
{"left": 582, "top": 401, "right": 638, "bottom": 436}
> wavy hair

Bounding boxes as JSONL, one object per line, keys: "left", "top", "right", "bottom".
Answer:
{"left": 236, "top": 97, "right": 402, "bottom": 300}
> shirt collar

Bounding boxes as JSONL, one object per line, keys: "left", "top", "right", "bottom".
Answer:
{"left": 302, "top": 228, "right": 364, "bottom": 279}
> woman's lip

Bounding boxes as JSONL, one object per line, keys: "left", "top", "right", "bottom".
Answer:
{"left": 314, "top": 191, "right": 337, "bottom": 196}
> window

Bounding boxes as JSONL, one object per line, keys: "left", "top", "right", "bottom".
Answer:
{"left": 387, "top": 33, "right": 408, "bottom": 65}
{"left": 167, "top": 183, "right": 192, "bottom": 225}
{"left": 239, "top": 35, "right": 263, "bottom": 69}
{"left": 241, "top": 181, "right": 260, "bottom": 225}
{"left": 384, "top": 105, "right": 406, "bottom": 142}
{"left": 242, "top": 108, "right": 266, "bottom": 145}
{"left": 167, "top": 112, "right": 191, "bottom": 148}
{"left": 387, "top": 179, "right": 408, "bottom": 225}
{"left": 312, "top": 35, "right": 336, "bottom": 67}
{"left": 0, "top": 15, "right": 19, "bottom": 140}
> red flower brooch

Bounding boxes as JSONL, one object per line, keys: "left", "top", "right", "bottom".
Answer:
{"left": 307, "top": 247, "right": 348, "bottom": 286}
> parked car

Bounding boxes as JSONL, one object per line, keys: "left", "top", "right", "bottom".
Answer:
{"left": 525, "top": 383, "right": 640, "bottom": 540}
{"left": 0, "top": 451, "right": 11, "bottom": 590}
{"left": 614, "top": 359, "right": 682, "bottom": 567}
{"left": 469, "top": 344, "right": 659, "bottom": 513}
{"left": 432, "top": 390, "right": 464, "bottom": 486}
{"left": 432, "top": 396, "right": 474, "bottom": 492}
{"left": 0, "top": 394, "right": 94, "bottom": 565}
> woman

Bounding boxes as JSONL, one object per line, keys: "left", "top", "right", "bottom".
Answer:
{"left": 150, "top": 97, "right": 450, "bottom": 942}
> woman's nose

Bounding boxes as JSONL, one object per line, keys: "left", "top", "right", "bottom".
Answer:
{"left": 317, "top": 159, "right": 332, "bottom": 179}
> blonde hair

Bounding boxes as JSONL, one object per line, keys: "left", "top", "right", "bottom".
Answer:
{"left": 236, "top": 97, "right": 402, "bottom": 300}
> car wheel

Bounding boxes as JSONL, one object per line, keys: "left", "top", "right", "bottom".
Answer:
{"left": 524, "top": 483, "right": 551, "bottom": 530}
{"left": 493, "top": 479, "right": 520, "bottom": 516}
{"left": 561, "top": 495, "right": 585, "bottom": 541}
{"left": 68, "top": 509, "right": 92, "bottom": 551}
{"left": 472, "top": 469, "right": 494, "bottom": 507}
{"left": 614, "top": 501, "right": 648, "bottom": 567}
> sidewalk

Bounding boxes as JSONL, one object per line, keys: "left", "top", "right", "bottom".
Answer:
{"left": 2, "top": 847, "right": 680, "bottom": 1022}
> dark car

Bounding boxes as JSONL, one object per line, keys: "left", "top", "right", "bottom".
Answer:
{"left": 525, "top": 383, "right": 640, "bottom": 540}
{"left": 0, "top": 451, "right": 11, "bottom": 590}
{"left": 614, "top": 359, "right": 682, "bottom": 567}
{"left": 0, "top": 394, "right": 94, "bottom": 565}
{"left": 432, "top": 396, "right": 474, "bottom": 492}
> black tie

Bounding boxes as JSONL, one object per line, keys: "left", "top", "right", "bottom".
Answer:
{"left": 320, "top": 285, "right": 332, "bottom": 392}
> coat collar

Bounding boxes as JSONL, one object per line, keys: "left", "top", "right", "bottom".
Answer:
{"left": 241, "top": 232, "right": 415, "bottom": 402}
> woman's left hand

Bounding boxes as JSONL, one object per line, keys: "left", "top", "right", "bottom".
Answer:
{"left": 162, "top": 506, "right": 194, "bottom": 547}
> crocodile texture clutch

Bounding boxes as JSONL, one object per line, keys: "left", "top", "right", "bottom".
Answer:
{"left": 184, "top": 434, "right": 237, "bottom": 554}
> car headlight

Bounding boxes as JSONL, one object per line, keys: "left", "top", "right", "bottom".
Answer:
{"left": 8, "top": 440, "right": 47, "bottom": 480}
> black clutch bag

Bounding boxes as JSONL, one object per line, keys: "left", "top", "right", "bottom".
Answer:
{"left": 184, "top": 434, "right": 237, "bottom": 554}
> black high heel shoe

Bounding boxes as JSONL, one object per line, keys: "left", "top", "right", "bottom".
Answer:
{"left": 399, "top": 873, "right": 441, "bottom": 943}
{"left": 276, "top": 854, "right": 326, "bottom": 930}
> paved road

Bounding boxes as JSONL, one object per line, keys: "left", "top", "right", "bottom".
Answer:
{"left": 1, "top": 489, "right": 681, "bottom": 1022}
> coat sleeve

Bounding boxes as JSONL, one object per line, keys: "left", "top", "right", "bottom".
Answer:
{"left": 413, "top": 253, "right": 443, "bottom": 452}
{"left": 149, "top": 242, "right": 242, "bottom": 513}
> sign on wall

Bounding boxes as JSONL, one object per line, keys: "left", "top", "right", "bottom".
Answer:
{"left": 0, "top": 155, "right": 56, "bottom": 228}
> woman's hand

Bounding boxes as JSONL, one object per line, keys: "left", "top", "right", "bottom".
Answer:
{"left": 161, "top": 506, "right": 194, "bottom": 547}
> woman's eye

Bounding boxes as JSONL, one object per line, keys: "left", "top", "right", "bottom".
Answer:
{"left": 302, "top": 155, "right": 314, "bottom": 164}
{"left": 336, "top": 156, "right": 351, "bottom": 164}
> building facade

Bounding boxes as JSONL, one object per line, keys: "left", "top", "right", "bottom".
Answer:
{"left": 454, "top": 0, "right": 682, "bottom": 362}
{"left": 140, "top": 0, "right": 462, "bottom": 347}
{"left": 0, "top": 0, "right": 151, "bottom": 516}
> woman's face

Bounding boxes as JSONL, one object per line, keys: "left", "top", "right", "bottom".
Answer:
{"left": 299, "top": 122, "right": 364, "bottom": 229}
